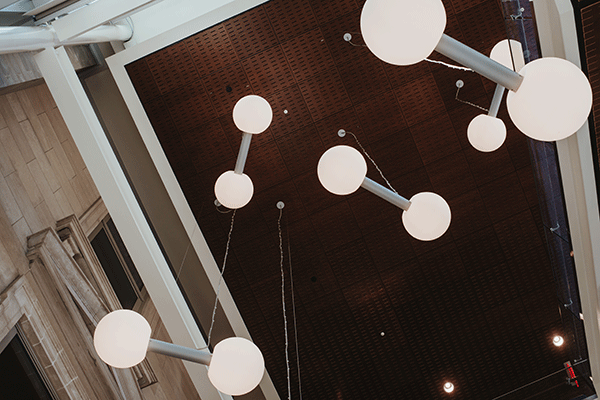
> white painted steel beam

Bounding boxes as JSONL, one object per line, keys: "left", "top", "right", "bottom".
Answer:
{"left": 51, "top": 0, "right": 156, "bottom": 42}
{"left": 0, "top": 22, "right": 131, "bottom": 54}
{"left": 534, "top": 0, "right": 600, "bottom": 394}
{"left": 33, "top": 46, "right": 229, "bottom": 400}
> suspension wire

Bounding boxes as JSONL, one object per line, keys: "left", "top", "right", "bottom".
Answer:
{"left": 455, "top": 86, "right": 489, "bottom": 113}
{"left": 197, "top": 209, "right": 236, "bottom": 350}
{"left": 342, "top": 33, "right": 475, "bottom": 71}
{"left": 425, "top": 58, "right": 474, "bottom": 72}
{"left": 348, "top": 40, "right": 367, "bottom": 47}
{"left": 344, "top": 130, "right": 398, "bottom": 195}
{"left": 278, "top": 207, "right": 291, "bottom": 400}
{"left": 286, "top": 215, "right": 302, "bottom": 400}
{"left": 175, "top": 224, "right": 196, "bottom": 283}
{"left": 490, "top": 359, "right": 588, "bottom": 400}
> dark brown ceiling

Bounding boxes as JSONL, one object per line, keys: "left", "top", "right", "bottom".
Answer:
{"left": 125, "top": 0, "right": 594, "bottom": 399}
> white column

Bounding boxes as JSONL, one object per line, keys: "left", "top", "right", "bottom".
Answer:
{"left": 33, "top": 46, "right": 229, "bottom": 400}
{"left": 534, "top": 0, "right": 600, "bottom": 393}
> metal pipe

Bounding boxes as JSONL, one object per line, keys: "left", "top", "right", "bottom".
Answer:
{"left": 361, "top": 177, "right": 411, "bottom": 211}
{"left": 435, "top": 34, "right": 523, "bottom": 91}
{"left": 234, "top": 132, "right": 253, "bottom": 174}
{"left": 147, "top": 339, "right": 212, "bottom": 366}
{"left": 488, "top": 84, "right": 506, "bottom": 118}
{"left": 0, "top": 22, "right": 132, "bottom": 55}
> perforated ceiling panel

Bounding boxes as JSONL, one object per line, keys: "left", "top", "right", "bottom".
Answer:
{"left": 126, "top": 1, "right": 594, "bottom": 399}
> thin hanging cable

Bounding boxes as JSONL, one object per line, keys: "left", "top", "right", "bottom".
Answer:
{"left": 348, "top": 41, "right": 367, "bottom": 47}
{"left": 286, "top": 216, "right": 302, "bottom": 400}
{"left": 425, "top": 58, "right": 474, "bottom": 71}
{"left": 198, "top": 209, "right": 236, "bottom": 350}
{"left": 278, "top": 207, "right": 291, "bottom": 400}
{"left": 215, "top": 199, "right": 233, "bottom": 214}
{"left": 345, "top": 130, "right": 398, "bottom": 195}
{"left": 343, "top": 32, "right": 367, "bottom": 47}
{"left": 489, "top": 359, "right": 588, "bottom": 400}
{"left": 175, "top": 225, "right": 196, "bottom": 283}
{"left": 455, "top": 86, "right": 489, "bottom": 112}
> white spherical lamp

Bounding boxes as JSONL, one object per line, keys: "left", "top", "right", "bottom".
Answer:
{"left": 507, "top": 57, "right": 592, "bottom": 142}
{"left": 467, "top": 114, "right": 507, "bottom": 152}
{"left": 402, "top": 192, "right": 451, "bottom": 241}
{"left": 208, "top": 337, "right": 265, "bottom": 396}
{"left": 317, "top": 145, "right": 367, "bottom": 195}
{"left": 490, "top": 39, "right": 525, "bottom": 71}
{"left": 93, "top": 310, "right": 151, "bottom": 368}
{"left": 361, "top": 0, "right": 446, "bottom": 66}
{"left": 214, "top": 170, "right": 254, "bottom": 209}
{"left": 232, "top": 95, "right": 273, "bottom": 134}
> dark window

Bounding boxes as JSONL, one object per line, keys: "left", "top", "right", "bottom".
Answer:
{"left": 91, "top": 217, "right": 143, "bottom": 309}
{"left": 0, "top": 332, "right": 54, "bottom": 400}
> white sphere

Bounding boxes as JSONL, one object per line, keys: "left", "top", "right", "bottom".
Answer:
{"left": 93, "top": 310, "right": 151, "bottom": 368}
{"left": 208, "top": 337, "right": 265, "bottom": 396}
{"left": 214, "top": 171, "right": 254, "bottom": 209}
{"left": 317, "top": 145, "right": 367, "bottom": 195}
{"left": 490, "top": 39, "right": 525, "bottom": 71}
{"left": 467, "top": 114, "right": 507, "bottom": 152}
{"left": 507, "top": 57, "right": 592, "bottom": 142}
{"left": 402, "top": 192, "right": 451, "bottom": 241}
{"left": 232, "top": 95, "right": 273, "bottom": 134}
{"left": 361, "top": 0, "right": 446, "bottom": 66}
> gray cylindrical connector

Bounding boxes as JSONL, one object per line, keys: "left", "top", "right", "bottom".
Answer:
{"left": 234, "top": 132, "right": 253, "bottom": 174}
{"left": 361, "top": 177, "right": 411, "bottom": 211}
{"left": 435, "top": 34, "right": 523, "bottom": 91}
{"left": 147, "top": 339, "right": 212, "bottom": 366}
{"left": 487, "top": 84, "right": 506, "bottom": 118}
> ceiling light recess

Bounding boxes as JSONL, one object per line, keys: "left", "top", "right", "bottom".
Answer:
{"left": 94, "top": 310, "right": 265, "bottom": 396}
{"left": 553, "top": 335, "right": 564, "bottom": 347}
{"left": 360, "top": 0, "right": 593, "bottom": 142}
{"left": 214, "top": 95, "right": 273, "bottom": 209}
{"left": 444, "top": 382, "right": 455, "bottom": 393}
{"left": 317, "top": 145, "right": 451, "bottom": 241}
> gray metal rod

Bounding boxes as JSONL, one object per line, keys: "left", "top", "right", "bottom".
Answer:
{"left": 435, "top": 34, "right": 523, "bottom": 91}
{"left": 148, "top": 339, "right": 212, "bottom": 366}
{"left": 488, "top": 84, "right": 506, "bottom": 118}
{"left": 234, "top": 132, "right": 253, "bottom": 174}
{"left": 361, "top": 177, "right": 411, "bottom": 211}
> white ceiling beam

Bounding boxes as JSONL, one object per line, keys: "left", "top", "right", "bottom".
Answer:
{"left": 534, "top": 0, "right": 600, "bottom": 394}
{"left": 50, "top": 0, "right": 158, "bottom": 42}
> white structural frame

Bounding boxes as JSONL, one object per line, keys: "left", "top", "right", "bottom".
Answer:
{"left": 50, "top": 0, "right": 157, "bottom": 42}
{"left": 0, "top": 22, "right": 132, "bottom": 54}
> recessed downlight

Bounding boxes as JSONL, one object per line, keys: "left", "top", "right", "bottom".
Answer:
{"left": 443, "top": 382, "right": 454, "bottom": 393}
{"left": 553, "top": 335, "right": 564, "bottom": 347}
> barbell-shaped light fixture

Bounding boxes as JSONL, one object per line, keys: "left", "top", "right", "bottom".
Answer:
{"left": 94, "top": 310, "right": 265, "bottom": 396}
{"left": 317, "top": 145, "right": 451, "bottom": 241}
{"left": 214, "top": 95, "right": 273, "bottom": 209}
{"left": 360, "top": 0, "right": 593, "bottom": 142}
